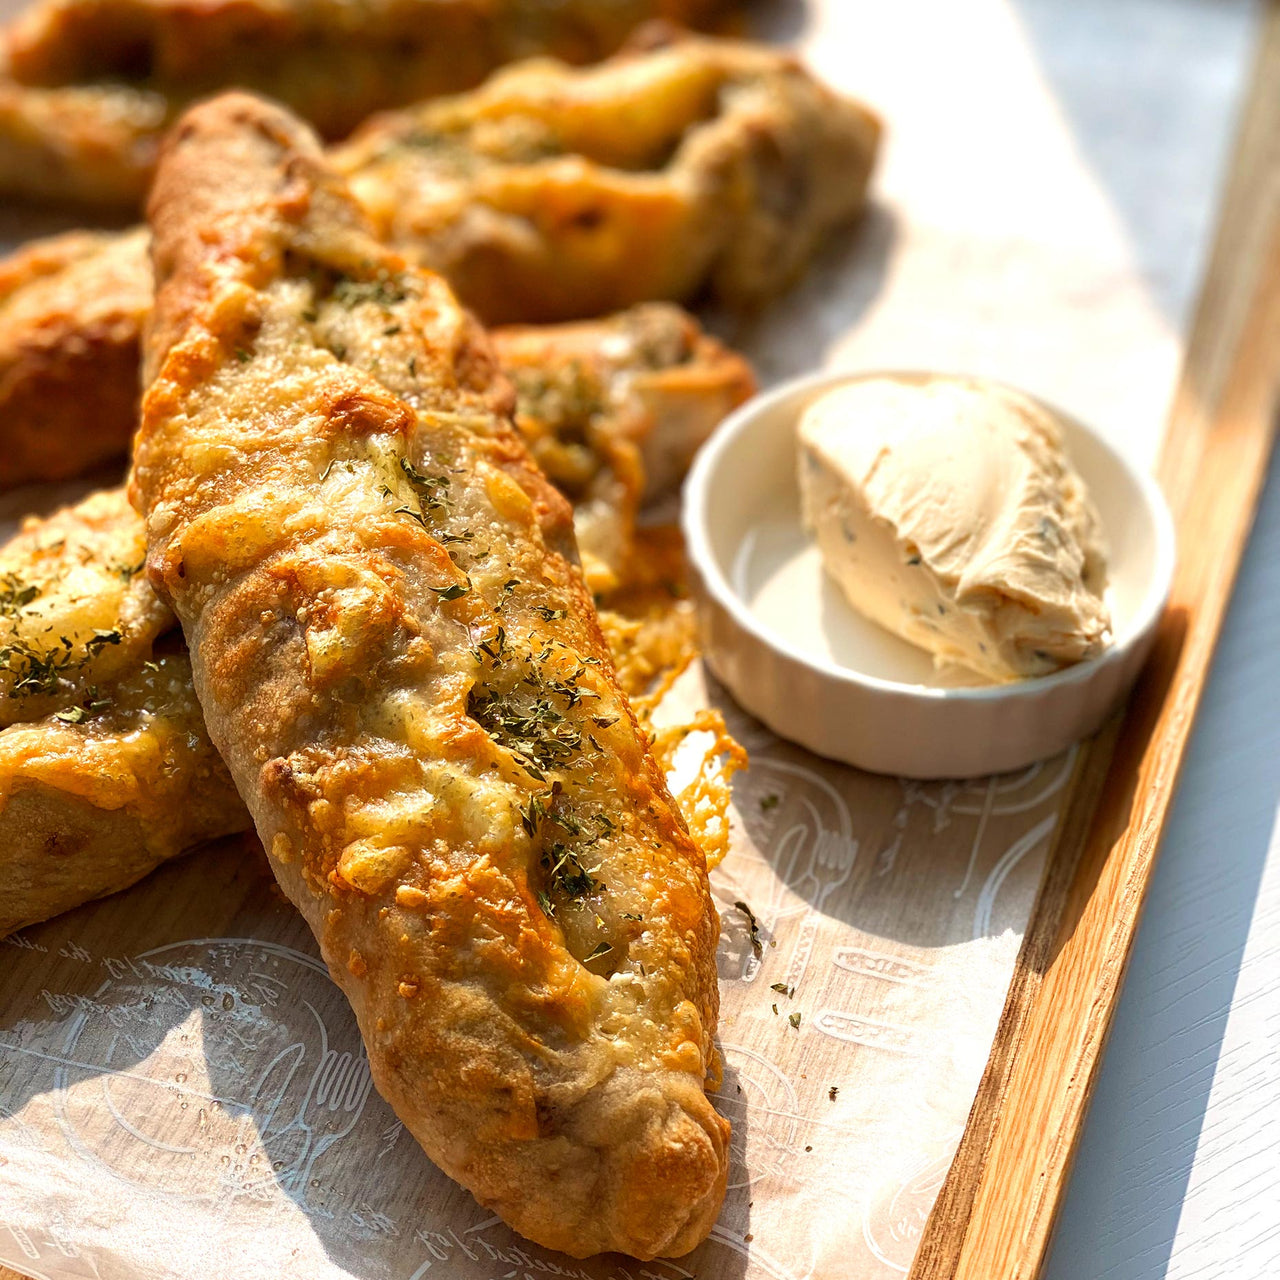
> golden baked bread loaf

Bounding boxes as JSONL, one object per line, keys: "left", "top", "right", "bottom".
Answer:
{"left": 0, "top": 493, "right": 729, "bottom": 939}
{"left": 492, "top": 303, "right": 753, "bottom": 589}
{"left": 0, "top": 0, "right": 749, "bottom": 209}
{"left": 335, "top": 31, "right": 882, "bottom": 321}
{"left": 132, "top": 91, "right": 728, "bottom": 1257}
{"left": 0, "top": 288, "right": 749, "bottom": 933}
{"left": 0, "top": 312, "right": 747, "bottom": 932}
{"left": 0, "top": 81, "right": 165, "bottom": 207}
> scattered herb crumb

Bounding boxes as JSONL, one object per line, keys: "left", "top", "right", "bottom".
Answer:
{"left": 85, "top": 630, "right": 122, "bottom": 656}
{"left": 770, "top": 982, "right": 794, "bottom": 997}
{"left": 52, "top": 687, "right": 112, "bottom": 725}
{"left": 788, "top": 1012, "right": 802, "bottom": 1030}
{"left": 0, "top": 573, "right": 39, "bottom": 615}
{"left": 333, "top": 272, "right": 408, "bottom": 310}
{"left": 733, "top": 900, "right": 763, "bottom": 960}
{"left": 828, "top": 1086, "right": 839, "bottom": 1101}
{"left": 400, "top": 459, "right": 451, "bottom": 513}
{"left": 583, "top": 941, "right": 612, "bottom": 963}
{"left": 759, "top": 793, "right": 780, "bottom": 811}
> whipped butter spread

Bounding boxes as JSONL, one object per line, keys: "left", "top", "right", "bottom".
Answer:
{"left": 797, "top": 376, "right": 1112, "bottom": 682}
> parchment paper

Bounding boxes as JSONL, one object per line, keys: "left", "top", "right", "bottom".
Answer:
{"left": 0, "top": 2, "right": 1263, "bottom": 1278}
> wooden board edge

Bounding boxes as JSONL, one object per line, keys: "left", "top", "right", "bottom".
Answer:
{"left": 910, "top": 4, "right": 1280, "bottom": 1276}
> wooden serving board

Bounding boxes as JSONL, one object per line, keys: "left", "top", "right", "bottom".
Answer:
{"left": 0, "top": 6, "right": 1276, "bottom": 1280}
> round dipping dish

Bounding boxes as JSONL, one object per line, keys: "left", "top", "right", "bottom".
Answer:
{"left": 681, "top": 370, "right": 1176, "bottom": 778}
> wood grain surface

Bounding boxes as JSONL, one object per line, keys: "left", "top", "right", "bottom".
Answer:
{"left": 911, "top": 3, "right": 1280, "bottom": 1276}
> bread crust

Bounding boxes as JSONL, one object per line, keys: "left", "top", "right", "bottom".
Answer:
{"left": 0, "top": 488, "right": 248, "bottom": 934}
{"left": 0, "top": 0, "right": 748, "bottom": 208}
{"left": 0, "top": 80, "right": 165, "bottom": 208}
{"left": 133, "top": 92, "right": 727, "bottom": 1258}
{"left": 496, "top": 302, "right": 753, "bottom": 588}
{"left": 0, "top": 653, "right": 250, "bottom": 936}
{"left": 335, "top": 31, "right": 882, "bottom": 321}
{"left": 0, "top": 485, "right": 726, "bottom": 941}
{"left": 0, "top": 227, "right": 150, "bottom": 486}
{"left": 0, "top": 219, "right": 753, "bottom": 576}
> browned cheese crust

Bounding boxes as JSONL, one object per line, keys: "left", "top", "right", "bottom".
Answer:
{"left": 334, "top": 31, "right": 882, "bottom": 322}
{"left": 0, "top": 0, "right": 748, "bottom": 209}
{"left": 0, "top": 495, "right": 729, "bottom": 940}
{"left": 0, "top": 284, "right": 749, "bottom": 936}
{"left": 0, "top": 488, "right": 247, "bottom": 935}
{"left": 0, "top": 487, "right": 726, "bottom": 940}
{"left": 132, "top": 93, "right": 728, "bottom": 1258}
{"left": 497, "top": 302, "right": 753, "bottom": 589}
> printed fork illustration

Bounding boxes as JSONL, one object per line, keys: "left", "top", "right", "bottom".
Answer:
{"left": 772, "top": 821, "right": 858, "bottom": 917}
{"left": 736, "top": 804, "right": 858, "bottom": 985}
{"left": 284, "top": 1045, "right": 374, "bottom": 1198}
{"left": 255, "top": 1001, "right": 375, "bottom": 1201}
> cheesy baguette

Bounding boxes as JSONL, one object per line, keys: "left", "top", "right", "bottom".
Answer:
{"left": 0, "top": 489, "right": 723, "bottom": 941}
{"left": 0, "top": 0, "right": 749, "bottom": 209}
{"left": 132, "top": 93, "right": 728, "bottom": 1258}
{"left": 335, "top": 31, "right": 882, "bottom": 322}
{"left": 0, "top": 227, "right": 152, "bottom": 488}
{"left": 0, "top": 80, "right": 166, "bottom": 208}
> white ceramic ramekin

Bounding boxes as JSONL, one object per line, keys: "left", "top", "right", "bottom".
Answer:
{"left": 681, "top": 370, "right": 1176, "bottom": 778}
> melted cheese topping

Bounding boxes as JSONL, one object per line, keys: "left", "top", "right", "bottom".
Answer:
{"left": 0, "top": 488, "right": 172, "bottom": 724}
{"left": 333, "top": 35, "right": 880, "bottom": 322}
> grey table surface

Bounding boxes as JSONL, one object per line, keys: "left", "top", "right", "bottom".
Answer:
{"left": 1042, "top": 444, "right": 1280, "bottom": 1280}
